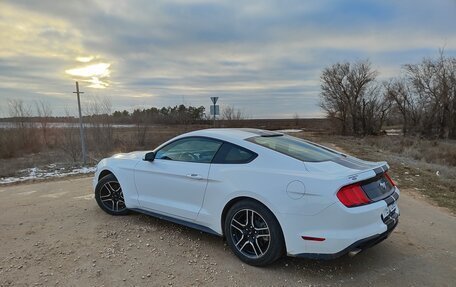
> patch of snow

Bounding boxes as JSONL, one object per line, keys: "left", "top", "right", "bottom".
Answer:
{"left": 276, "top": 129, "right": 302, "bottom": 133}
{"left": 385, "top": 129, "right": 402, "bottom": 136}
{"left": 0, "top": 166, "right": 96, "bottom": 185}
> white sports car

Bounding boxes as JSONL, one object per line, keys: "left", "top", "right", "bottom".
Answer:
{"left": 93, "top": 128, "right": 399, "bottom": 266}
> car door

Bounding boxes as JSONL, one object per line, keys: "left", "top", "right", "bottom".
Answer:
{"left": 134, "top": 137, "right": 223, "bottom": 220}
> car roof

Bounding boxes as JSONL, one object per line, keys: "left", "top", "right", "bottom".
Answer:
{"left": 182, "top": 128, "right": 283, "bottom": 141}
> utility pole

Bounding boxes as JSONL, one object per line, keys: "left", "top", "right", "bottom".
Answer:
{"left": 73, "top": 81, "right": 87, "bottom": 166}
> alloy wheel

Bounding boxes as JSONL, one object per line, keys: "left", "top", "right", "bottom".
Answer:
{"left": 99, "top": 181, "right": 126, "bottom": 212}
{"left": 230, "top": 209, "right": 271, "bottom": 259}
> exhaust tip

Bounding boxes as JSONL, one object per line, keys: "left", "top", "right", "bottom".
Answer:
{"left": 348, "top": 248, "right": 362, "bottom": 257}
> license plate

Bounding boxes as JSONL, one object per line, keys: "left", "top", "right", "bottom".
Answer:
{"left": 389, "top": 202, "right": 397, "bottom": 214}
{"left": 381, "top": 207, "right": 390, "bottom": 218}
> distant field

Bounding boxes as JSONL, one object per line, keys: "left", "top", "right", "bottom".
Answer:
{"left": 1, "top": 119, "right": 455, "bottom": 213}
{"left": 0, "top": 118, "right": 333, "bottom": 178}
{"left": 0, "top": 118, "right": 333, "bottom": 130}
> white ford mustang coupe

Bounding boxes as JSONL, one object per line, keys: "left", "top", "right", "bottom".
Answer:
{"left": 93, "top": 128, "right": 399, "bottom": 266}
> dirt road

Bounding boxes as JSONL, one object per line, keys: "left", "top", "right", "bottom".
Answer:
{"left": 1, "top": 177, "right": 455, "bottom": 286}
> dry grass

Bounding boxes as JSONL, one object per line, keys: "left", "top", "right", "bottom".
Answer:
{"left": 304, "top": 134, "right": 456, "bottom": 213}
{"left": 0, "top": 124, "right": 212, "bottom": 177}
{"left": 0, "top": 128, "right": 41, "bottom": 158}
{"left": 1, "top": 122, "right": 455, "bottom": 213}
{"left": 361, "top": 136, "right": 456, "bottom": 167}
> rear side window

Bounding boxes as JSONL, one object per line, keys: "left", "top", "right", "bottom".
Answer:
{"left": 247, "top": 135, "right": 340, "bottom": 162}
{"left": 212, "top": 143, "right": 257, "bottom": 164}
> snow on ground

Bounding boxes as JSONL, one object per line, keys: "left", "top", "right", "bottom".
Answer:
{"left": 275, "top": 129, "right": 303, "bottom": 133}
{"left": 0, "top": 165, "right": 96, "bottom": 185}
{"left": 385, "top": 129, "right": 403, "bottom": 136}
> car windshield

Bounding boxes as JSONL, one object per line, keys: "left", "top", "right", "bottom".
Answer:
{"left": 247, "top": 135, "right": 341, "bottom": 162}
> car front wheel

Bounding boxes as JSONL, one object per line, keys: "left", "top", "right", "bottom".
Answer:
{"left": 224, "top": 200, "right": 285, "bottom": 266}
{"left": 95, "top": 174, "right": 129, "bottom": 215}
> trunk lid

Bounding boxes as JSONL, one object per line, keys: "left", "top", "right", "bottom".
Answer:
{"left": 305, "top": 155, "right": 394, "bottom": 201}
{"left": 359, "top": 173, "right": 395, "bottom": 201}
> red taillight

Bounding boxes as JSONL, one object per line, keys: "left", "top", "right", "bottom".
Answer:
{"left": 384, "top": 172, "right": 396, "bottom": 186}
{"left": 337, "top": 183, "right": 371, "bottom": 207}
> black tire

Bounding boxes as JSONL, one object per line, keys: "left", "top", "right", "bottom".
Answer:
{"left": 224, "top": 199, "right": 285, "bottom": 266}
{"left": 95, "top": 174, "right": 129, "bottom": 216}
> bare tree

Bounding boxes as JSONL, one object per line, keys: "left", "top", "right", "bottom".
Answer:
{"left": 221, "top": 105, "right": 245, "bottom": 120}
{"left": 84, "top": 96, "right": 114, "bottom": 155}
{"left": 404, "top": 50, "right": 456, "bottom": 138}
{"left": 385, "top": 79, "right": 421, "bottom": 135}
{"left": 7, "top": 99, "right": 35, "bottom": 151}
{"left": 59, "top": 107, "right": 81, "bottom": 162}
{"left": 35, "top": 100, "right": 53, "bottom": 146}
{"left": 8, "top": 99, "right": 32, "bottom": 129}
{"left": 360, "top": 85, "right": 392, "bottom": 135}
{"left": 320, "top": 60, "right": 381, "bottom": 135}
{"left": 132, "top": 108, "right": 149, "bottom": 147}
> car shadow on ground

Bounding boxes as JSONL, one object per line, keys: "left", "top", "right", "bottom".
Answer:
{"left": 125, "top": 210, "right": 401, "bottom": 279}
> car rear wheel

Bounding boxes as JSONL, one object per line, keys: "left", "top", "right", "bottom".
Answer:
{"left": 224, "top": 200, "right": 284, "bottom": 266}
{"left": 95, "top": 174, "right": 129, "bottom": 215}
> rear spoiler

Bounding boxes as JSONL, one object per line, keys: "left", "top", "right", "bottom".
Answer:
{"left": 373, "top": 164, "right": 389, "bottom": 176}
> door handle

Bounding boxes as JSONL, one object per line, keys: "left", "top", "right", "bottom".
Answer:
{"left": 186, "top": 173, "right": 203, "bottom": 180}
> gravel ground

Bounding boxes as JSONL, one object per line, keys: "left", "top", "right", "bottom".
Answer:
{"left": 0, "top": 177, "right": 455, "bottom": 286}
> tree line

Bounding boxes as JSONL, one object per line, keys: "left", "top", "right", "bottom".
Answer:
{"left": 1, "top": 104, "right": 207, "bottom": 124}
{"left": 111, "top": 104, "right": 206, "bottom": 125}
{"left": 320, "top": 50, "right": 456, "bottom": 139}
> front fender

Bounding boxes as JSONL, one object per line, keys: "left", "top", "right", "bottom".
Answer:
{"left": 94, "top": 158, "right": 141, "bottom": 209}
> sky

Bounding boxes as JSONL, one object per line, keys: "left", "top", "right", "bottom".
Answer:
{"left": 0, "top": 0, "right": 455, "bottom": 119}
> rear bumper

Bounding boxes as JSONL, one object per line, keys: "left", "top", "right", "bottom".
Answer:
{"left": 294, "top": 215, "right": 398, "bottom": 260}
{"left": 281, "top": 187, "right": 400, "bottom": 258}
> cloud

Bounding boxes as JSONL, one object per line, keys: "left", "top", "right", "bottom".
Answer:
{"left": 65, "top": 63, "right": 111, "bottom": 78}
{"left": 65, "top": 63, "right": 111, "bottom": 88}
{"left": 0, "top": 0, "right": 455, "bottom": 118}
{"left": 76, "top": 56, "right": 95, "bottom": 63}
{"left": 0, "top": 2, "right": 83, "bottom": 59}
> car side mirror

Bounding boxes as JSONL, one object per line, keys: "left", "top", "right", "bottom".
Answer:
{"left": 143, "top": 151, "right": 155, "bottom": 162}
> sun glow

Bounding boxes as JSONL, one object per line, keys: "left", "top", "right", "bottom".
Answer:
{"left": 65, "top": 63, "right": 111, "bottom": 88}
{"left": 87, "top": 77, "right": 109, "bottom": 89}
{"left": 76, "top": 55, "right": 95, "bottom": 63}
{"left": 65, "top": 63, "right": 111, "bottom": 78}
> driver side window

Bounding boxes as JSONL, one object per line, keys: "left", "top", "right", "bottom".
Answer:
{"left": 155, "top": 137, "right": 222, "bottom": 163}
